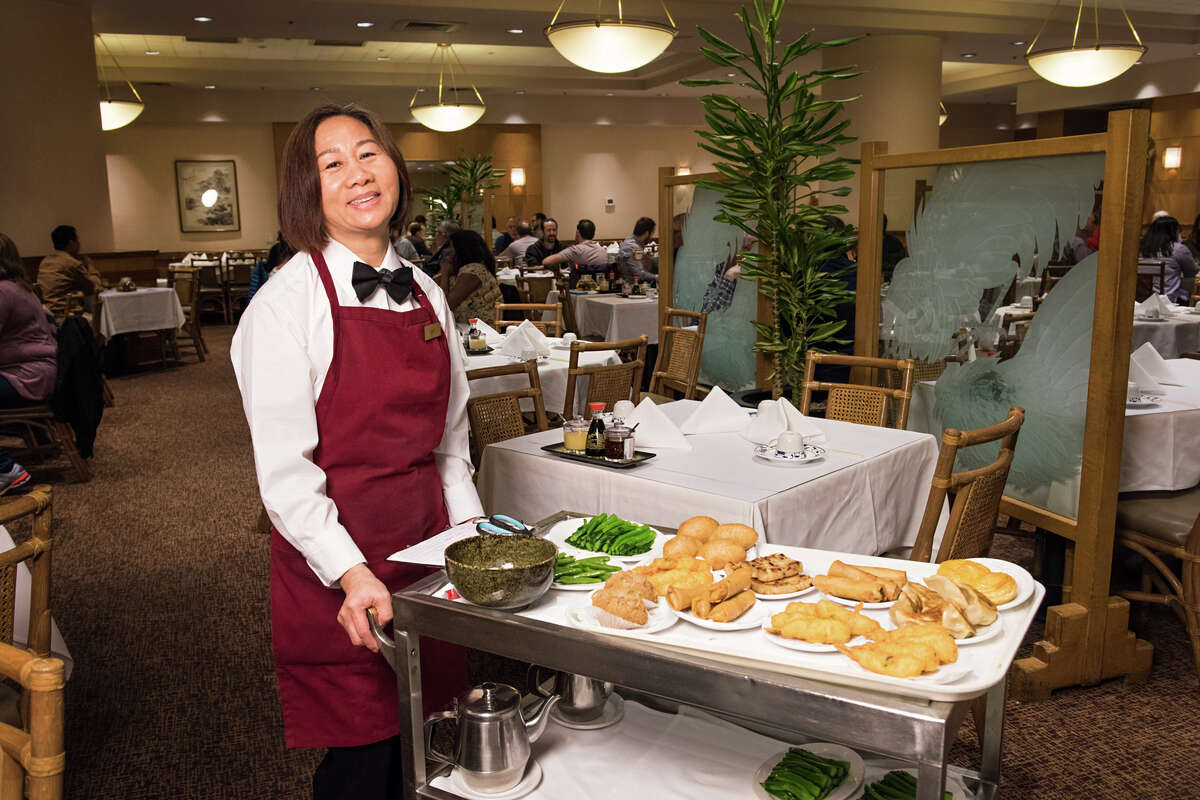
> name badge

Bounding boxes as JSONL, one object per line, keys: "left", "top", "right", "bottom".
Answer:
{"left": 423, "top": 321, "right": 443, "bottom": 342}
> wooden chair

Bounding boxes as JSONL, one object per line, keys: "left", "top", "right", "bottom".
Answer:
{"left": 194, "top": 262, "right": 228, "bottom": 323}
{"left": 226, "top": 261, "right": 255, "bottom": 321}
{"left": 492, "top": 303, "right": 563, "bottom": 337}
{"left": 563, "top": 336, "right": 648, "bottom": 418}
{"left": 0, "top": 486, "right": 54, "bottom": 658}
{"left": 1039, "top": 265, "right": 1071, "bottom": 296}
{"left": 0, "top": 644, "right": 64, "bottom": 800}
{"left": 1136, "top": 258, "right": 1167, "bottom": 302}
{"left": 1190, "top": 275, "right": 1199, "bottom": 308}
{"left": 168, "top": 266, "right": 206, "bottom": 362}
{"left": 648, "top": 308, "right": 708, "bottom": 401}
{"left": 1114, "top": 487, "right": 1200, "bottom": 680}
{"left": 910, "top": 407, "right": 1025, "bottom": 563}
{"left": 464, "top": 361, "right": 549, "bottom": 467}
{"left": 554, "top": 278, "right": 579, "bottom": 336}
{"left": 800, "top": 353, "right": 915, "bottom": 430}
{"left": 0, "top": 408, "right": 90, "bottom": 484}
{"left": 519, "top": 275, "right": 554, "bottom": 305}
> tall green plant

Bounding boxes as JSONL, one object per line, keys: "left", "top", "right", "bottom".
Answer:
{"left": 682, "top": 0, "right": 860, "bottom": 401}
{"left": 421, "top": 154, "right": 505, "bottom": 229}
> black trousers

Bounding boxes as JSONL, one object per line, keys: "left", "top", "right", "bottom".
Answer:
{"left": 313, "top": 734, "right": 404, "bottom": 800}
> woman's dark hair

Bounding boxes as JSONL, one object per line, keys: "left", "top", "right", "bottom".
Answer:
{"left": 448, "top": 229, "right": 495, "bottom": 275}
{"left": 265, "top": 232, "right": 296, "bottom": 270}
{"left": 277, "top": 103, "right": 411, "bottom": 254}
{"left": 0, "top": 233, "right": 36, "bottom": 294}
{"left": 1140, "top": 215, "right": 1181, "bottom": 258}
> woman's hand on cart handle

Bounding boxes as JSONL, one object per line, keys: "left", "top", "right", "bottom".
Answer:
{"left": 338, "top": 563, "right": 391, "bottom": 653}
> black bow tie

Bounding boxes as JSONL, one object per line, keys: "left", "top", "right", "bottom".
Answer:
{"left": 351, "top": 261, "right": 413, "bottom": 305}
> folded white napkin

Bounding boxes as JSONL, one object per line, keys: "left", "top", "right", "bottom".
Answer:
{"left": 1131, "top": 341, "right": 1181, "bottom": 386}
{"left": 741, "top": 397, "right": 827, "bottom": 445}
{"left": 1128, "top": 358, "right": 1164, "bottom": 396}
{"left": 625, "top": 397, "right": 692, "bottom": 450}
{"left": 516, "top": 319, "right": 551, "bottom": 356}
{"left": 680, "top": 386, "right": 749, "bottom": 434}
{"left": 1135, "top": 293, "right": 1174, "bottom": 318}
{"left": 499, "top": 327, "right": 537, "bottom": 359}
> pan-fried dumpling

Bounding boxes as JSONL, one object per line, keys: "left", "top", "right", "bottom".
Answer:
{"left": 924, "top": 575, "right": 998, "bottom": 627}
{"left": 890, "top": 583, "right": 976, "bottom": 639}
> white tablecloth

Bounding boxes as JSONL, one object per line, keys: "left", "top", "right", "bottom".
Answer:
{"left": 1131, "top": 310, "right": 1200, "bottom": 359}
{"left": 464, "top": 346, "right": 620, "bottom": 418}
{"left": 478, "top": 400, "right": 942, "bottom": 556}
{"left": 0, "top": 526, "right": 72, "bottom": 678}
{"left": 98, "top": 288, "right": 186, "bottom": 338}
{"left": 909, "top": 358, "right": 1200, "bottom": 494}
{"left": 549, "top": 291, "right": 660, "bottom": 344}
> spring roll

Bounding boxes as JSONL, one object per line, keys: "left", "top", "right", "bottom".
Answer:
{"left": 707, "top": 590, "right": 756, "bottom": 622}
{"left": 828, "top": 560, "right": 877, "bottom": 583}
{"left": 692, "top": 598, "right": 713, "bottom": 619}
{"left": 706, "top": 565, "right": 753, "bottom": 604}
{"left": 857, "top": 565, "right": 907, "bottom": 583}
{"left": 666, "top": 583, "right": 711, "bottom": 612}
{"left": 829, "top": 561, "right": 903, "bottom": 600}
{"left": 813, "top": 575, "right": 886, "bottom": 603}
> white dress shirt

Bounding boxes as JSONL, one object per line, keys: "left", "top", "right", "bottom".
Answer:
{"left": 231, "top": 238, "right": 483, "bottom": 587}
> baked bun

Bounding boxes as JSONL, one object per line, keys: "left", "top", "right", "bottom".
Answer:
{"left": 712, "top": 523, "right": 759, "bottom": 549}
{"left": 662, "top": 535, "right": 700, "bottom": 559}
{"left": 677, "top": 515, "right": 719, "bottom": 542}
{"left": 975, "top": 572, "right": 1018, "bottom": 605}
{"left": 702, "top": 540, "right": 747, "bottom": 570}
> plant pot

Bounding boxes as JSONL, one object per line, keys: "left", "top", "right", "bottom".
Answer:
{"left": 732, "top": 388, "right": 773, "bottom": 409}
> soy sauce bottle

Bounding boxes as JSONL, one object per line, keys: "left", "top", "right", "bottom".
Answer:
{"left": 585, "top": 401, "right": 607, "bottom": 457}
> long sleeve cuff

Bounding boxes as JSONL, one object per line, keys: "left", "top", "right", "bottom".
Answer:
{"left": 305, "top": 532, "right": 367, "bottom": 588}
{"left": 443, "top": 478, "right": 484, "bottom": 525}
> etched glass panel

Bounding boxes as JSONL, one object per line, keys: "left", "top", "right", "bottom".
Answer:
{"left": 886, "top": 153, "right": 1105, "bottom": 519}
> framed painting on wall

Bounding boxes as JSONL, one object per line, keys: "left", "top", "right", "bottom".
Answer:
{"left": 175, "top": 159, "right": 241, "bottom": 233}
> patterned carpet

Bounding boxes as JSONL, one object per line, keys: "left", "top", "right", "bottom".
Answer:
{"left": 6, "top": 323, "right": 1195, "bottom": 798}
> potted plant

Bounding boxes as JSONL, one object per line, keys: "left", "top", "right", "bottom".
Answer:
{"left": 682, "top": 0, "right": 860, "bottom": 402}
{"left": 421, "top": 154, "right": 505, "bottom": 231}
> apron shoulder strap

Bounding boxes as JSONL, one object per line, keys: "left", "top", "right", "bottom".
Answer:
{"left": 310, "top": 250, "right": 341, "bottom": 315}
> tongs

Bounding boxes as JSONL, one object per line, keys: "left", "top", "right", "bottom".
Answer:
{"left": 475, "top": 514, "right": 535, "bottom": 536}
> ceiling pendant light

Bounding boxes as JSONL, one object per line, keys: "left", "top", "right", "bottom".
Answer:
{"left": 410, "top": 43, "right": 486, "bottom": 132}
{"left": 96, "top": 35, "right": 145, "bottom": 131}
{"left": 545, "top": 0, "right": 677, "bottom": 74}
{"left": 938, "top": 101, "right": 949, "bottom": 127}
{"left": 1024, "top": 0, "right": 1146, "bottom": 88}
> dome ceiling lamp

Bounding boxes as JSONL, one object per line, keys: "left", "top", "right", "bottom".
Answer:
{"left": 545, "top": 0, "right": 678, "bottom": 74}
{"left": 1024, "top": 0, "right": 1146, "bottom": 88}
{"left": 409, "top": 42, "right": 486, "bottom": 132}
{"left": 96, "top": 35, "right": 145, "bottom": 131}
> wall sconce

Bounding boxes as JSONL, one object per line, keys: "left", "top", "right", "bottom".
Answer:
{"left": 676, "top": 166, "right": 691, "bottom": 176}
{"left": 1163, "top": 146, "right": 1182, "bottom": 170}
{"left": 510, "top": 167, "right": 526, "bottom": 187}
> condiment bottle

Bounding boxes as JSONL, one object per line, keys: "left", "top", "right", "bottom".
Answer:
{"left": 585, "top": 402, "right": 607, "bottom": 457}
{"left": 466, "top": 318, "right": 486, "bottom": 352}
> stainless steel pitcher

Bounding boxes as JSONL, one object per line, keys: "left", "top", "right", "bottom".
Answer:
{"left": 529, "top": 666, "right": 614, "bottom": 722}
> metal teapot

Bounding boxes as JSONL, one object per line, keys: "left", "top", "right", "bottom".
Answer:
{"left": 425, "top": 682, "right": 559, "bottom": 793}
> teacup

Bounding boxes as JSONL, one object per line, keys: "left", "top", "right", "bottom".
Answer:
{"left": 562, "top": 332, "right": 577, "bottom": 345}
{"left": 1127, "top": 381, "right": 1140, "bottom": 402}
{"left": 775, "top": 430, "right": 806, "bottom": 455}
{"left": 1143, "top": 306, "right": 1161, "bottom": 320}
{"left": 612, "top": 399, "right": 636, "bottom": 420}
{"left": 1018, "top": 295, "right": 1033, "bottom": 309}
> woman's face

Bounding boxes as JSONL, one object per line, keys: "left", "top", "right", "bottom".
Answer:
{"left": 314, "top": 115, "right": 399, "bottom": 246}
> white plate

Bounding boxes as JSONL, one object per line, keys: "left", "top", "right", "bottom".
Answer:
{"left": 753, "top": 443, "right": 826, "bottom": 465}
{"left": 1135, "top": 315, "right": 1169, "bottom": 323}
{"left": 550, "top": 693, "right": 625, "bottom": 730}
{"left": 753, "top": 580, "right": 818, "bottom": 601}
{"left": 760, "top": 622, "right": 866, "bottom": 653}
{"left": 449, "top": 759, "right": 542, "bottom": 800}
{"left": 752, "top": 743, "right": 865, "bottom": 800}
{"left": 565, "top": 599, "right": 677, "bottom": 634}
{"left": 669, "top": 596, "right": 771, "bottom": 631}
{"left": 1126, "top": 395, "right": 1161, "bottom": 408}
{"left": 545, "top": 517, "right": 666, "bottom": 564}
{"left": 944, "top": 557, "right": 1035, "bottom": 611}
{"left": 955, "top": 616, "right": 1003, "bottom": 646}
{"left": 821, "top": 592, "right": 896, "bottom": 610}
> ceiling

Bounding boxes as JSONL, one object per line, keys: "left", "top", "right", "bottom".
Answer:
{"left": 91, "top": 0, "right": 1200, "bottom": 106}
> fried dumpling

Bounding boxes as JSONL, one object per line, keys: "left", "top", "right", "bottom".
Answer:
{"left": 890, "top": 583, "right": 976, "bottom": 639}
{"left": 924, "top": 575, "right": 998, "bottom": 626}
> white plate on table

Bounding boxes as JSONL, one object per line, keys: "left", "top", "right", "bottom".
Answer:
{"left": 564, "top": 597, "right": 676, "bottom": 634}
{"left": 753, "top": 443, "right": 826, "bottom": 465}
{"left": 552, "top": 577, "right": 612, "bottom": 591}
{"left": 449, "top": 759, "right": 542, "bottom": 800}
{"left": 1135, "top": 315, "right": 1169, "bottom": 323}
{"left": 821, "top": 592, "right": 896, "bottom": 611}
{"left": 1126, "top": 395, "right": 1161, "bottom": 408}
{"left": 965, "top": 557, "right": 1036, "bottom": 611}
{"left": 544, "top": 517, "right": 666, "bottom": 564}
{"left": 955, "top": 617, "right": 1003, "bottom": 646}
{"left": 669, "top": 596, "right": 771, "bottom": 631}
{"left": 760, "top": 622, "right": 866, "bottom": 653}
{"left": 752, "top": 743, "right": 865, "bottom": 800}
{"left": 753, "top": 580, "right": 818, "bottom": 601}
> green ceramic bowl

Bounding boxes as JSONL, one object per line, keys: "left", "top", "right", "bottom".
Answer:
{"left": 444, "top": 534, "right": 557, "bottom": 610}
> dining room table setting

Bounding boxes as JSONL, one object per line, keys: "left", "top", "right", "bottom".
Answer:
{"left": 545, "top": 284, "right": 661, "bottom": 344}
{"left": 97, "top": 282, "right": 187, "bottom": 339}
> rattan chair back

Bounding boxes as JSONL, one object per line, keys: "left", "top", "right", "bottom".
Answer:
{"left": 0, "top": 486, "right": 53, "bottom": 656}
{"left": 801, "top": 352, "right": 915, "bottom": 429}
{"left": 464, "top": 361, "right": 549, "bottom": 466}
{"left": 493, "top": 303, "right": 563, "bottom": 336}
{"left": 650, "top": 308, "right": 708, "bottom": 400}
{"left": 0, "top": 642, "right": 64, "bottom": 800}
{"left": 563, "top": 336, "right": 648, "bottom": 417}
{"left": 910, "top": 407, "right": 1025, "bottom": 563}
{"left": 554, "top": 278, "right": 579, "bottom": 335}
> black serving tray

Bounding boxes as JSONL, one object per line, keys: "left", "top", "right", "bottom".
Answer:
{"left": 539, "top": 443, "right": 656, "bottom": 469}
{"left": 464, "top": 345, "right": 495, "bottom": 356}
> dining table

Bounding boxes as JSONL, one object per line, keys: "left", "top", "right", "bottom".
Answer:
{"left": 477, "top": 399, "right": 944, "bottom": 556}
{"left": 546, "top": 289, "right": 660, "bottom": 344}
{"left": 98, "top": 287, "right": 186, "bottom": 339}
{"left": 989, "top": 301, "right": 1200, "bottom": 359}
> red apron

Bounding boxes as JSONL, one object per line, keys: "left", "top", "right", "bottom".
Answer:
{"left": 270, "top": 251, "right": 466, "bottom": 749}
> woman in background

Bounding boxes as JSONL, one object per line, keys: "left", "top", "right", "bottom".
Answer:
{"left": 0, "top": 233, "right": 57, "bottom": 494}
{"left": 1139, "top": 215, "right": 1197, "bottom": 304}
{"left": 439, "top": 229, "right": 502, "bottom": 326}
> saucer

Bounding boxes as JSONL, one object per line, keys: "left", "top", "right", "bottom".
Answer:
{"left": 753, "top": 443, "right": 826, "bottom": 464}
{"left": 550, "top": 693, "right": 625, "bottom": 730}
{"left": 448, "top": 759, "right": 542, "bottom": 800}
{"left": 1126, "top": 395, "right": 1161, "bottom": 408}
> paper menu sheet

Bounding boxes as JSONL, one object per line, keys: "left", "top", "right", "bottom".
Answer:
{"left": 387, "top": 521, "right": 481, "bottom": 567}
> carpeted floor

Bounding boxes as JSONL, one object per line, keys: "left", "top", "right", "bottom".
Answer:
{"left": 6, "top": 323, "right": 1196, "bottom": 798}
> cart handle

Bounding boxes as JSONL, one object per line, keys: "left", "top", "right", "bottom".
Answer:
{"left": 366, "top": 607, "right": 397, "bottom": 671}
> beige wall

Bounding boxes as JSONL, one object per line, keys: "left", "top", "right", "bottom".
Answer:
{"left": 541, "top": 125, "right": 713, "bottom": 241}
{"left": 1147, "top": 94, "right": 1200, "bottom": 230}
{"left": 105, "top": 124, "right": 280, "bottom": 252}
{"left": 1, "top": 0, "right": 114, "bottom": 256}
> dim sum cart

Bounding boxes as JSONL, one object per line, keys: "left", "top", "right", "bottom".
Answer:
{"left": 376, "top": 511, "right": 1043, "bottom": 800}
